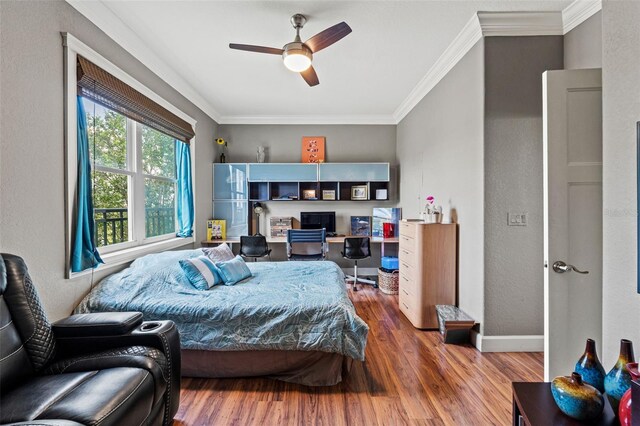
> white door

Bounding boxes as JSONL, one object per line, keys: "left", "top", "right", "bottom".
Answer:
{"left": 543, "top": 69, "right": 602, "bottom": 381}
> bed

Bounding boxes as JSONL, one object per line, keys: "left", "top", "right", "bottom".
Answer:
{"left": 74, "top": 249, "right": 369, "bottom": 386}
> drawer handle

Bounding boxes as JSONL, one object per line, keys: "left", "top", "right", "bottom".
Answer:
{"left": 402, "top": 276, "right": 409, "bottom": 282}
{"left": 402, "top": 236, "right": 410, "bottom": 241}
{"left": 402, "top": 250, "right": 409, "bottom": 255}
{"left": 402, "top": 289, "right": 409, "bottom": 296}
{"left": 401, "top": 262, "right": 408, "bottom": 269}
{"left": 402, "top": 302, "right": 409, "bottom": 310}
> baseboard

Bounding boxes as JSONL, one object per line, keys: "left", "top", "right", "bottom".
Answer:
{"left": 471, "top": 332, "right": 544, "bottom": 352}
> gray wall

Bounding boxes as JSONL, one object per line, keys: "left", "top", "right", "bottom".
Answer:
{"left": 396, "top": 41, "right": 485, "bottom": 328}
{"left": 0, "top": 0, "right": 217, "bottom": 321}
{"left": 217, "top": 124, "right": 397, "bottom": 267}
{"left": 483, "top": 36, "right": 564, "bottom": 336}
{"left": 601, "top": 0, "right": 640, "bottom": 364}
{"left": 217, "top": 125, "right": 396, "bottom": 164}
{"left": 564, "top": 12, "right": 602, "bottom": 70}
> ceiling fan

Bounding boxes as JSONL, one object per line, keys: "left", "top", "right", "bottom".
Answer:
{"left": 229, "top": 14, "right": 352, "bottom": 87}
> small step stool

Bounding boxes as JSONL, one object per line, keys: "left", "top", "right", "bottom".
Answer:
{"left": 436, "top": 305, "right": 475, "bottom": 344}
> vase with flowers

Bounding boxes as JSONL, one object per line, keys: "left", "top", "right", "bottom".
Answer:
{"left": 422, "top": 196, "right": 442, "bottom": 223}
{"left": 216, "top": 138, "right": 228, "bottom": 163}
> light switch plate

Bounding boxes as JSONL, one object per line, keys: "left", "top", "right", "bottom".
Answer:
{"left": 508, "top": 212, "right": 528, "bottom": 226}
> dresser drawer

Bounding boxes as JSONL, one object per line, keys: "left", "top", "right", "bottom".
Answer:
{"left": 399, "top": 248, "right": 417, "bottom": 267}
{"left": 399, "top": 244, "right": 415, "bottom": 256}
{"left": 399, "top": 231, "right": 415, "bottom": 243}
{"left": 399, "top": 260, "right": 416, "bottom": 280}
{"left": 399, "top": 273, "right": 419, "bottom": 295}
{"left": 398, "top": 255, "right": 417, "bottom": 278}
{"left": 399, "top": 289, "right": 419, "bottom": 321}
{"left": 400, "top": 221, "right": 416, "bottom": 238}
{"left": 399, "top": 283, "right": 414, "bottom": 300}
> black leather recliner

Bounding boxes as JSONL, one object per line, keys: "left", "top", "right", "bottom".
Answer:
{"left": 0, "top": 253, "right": 181, "bottom": 426}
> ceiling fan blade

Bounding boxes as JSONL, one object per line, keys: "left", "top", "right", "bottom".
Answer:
{"left": 300, "top": 65, "right": 319, "bottom": 87}
{"left": 304, "top": 22, "right": 352, "bottom": 53}
{"left": 229, "top": 43, "right": 284, "bottom": 55}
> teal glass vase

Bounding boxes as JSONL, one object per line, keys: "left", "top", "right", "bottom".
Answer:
{"left": 604, "top": 339, "right": 635, "bottom": 414}
{"left": 575, "top": 338, "right": 606, "bottom": 393}
{"left": 551, "top": 372, "right": 605, "bottom": 421}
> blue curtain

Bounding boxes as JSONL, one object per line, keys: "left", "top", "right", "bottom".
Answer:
{"left": 175, "top": 140, "right": 194, "bottom": 237}
{"left": 71, "top": 97, "right": 103, "bottom": 272}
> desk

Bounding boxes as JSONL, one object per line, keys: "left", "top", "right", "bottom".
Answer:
{"left": 201, "top": 237, "right": 399, "bottom": 257}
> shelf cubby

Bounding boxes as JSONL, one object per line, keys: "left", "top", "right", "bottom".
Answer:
{"left": 249, "top": 182, "right": 269, "bottom": 201}
{"left": 299, "top": 182, "right": 320, "bottom": 200}
{"left": 319, "top": 182, "right": 339, "bottom": 201}
{"left": 339, "top": 182, "right": 369, "bottom": 201}
{"left": 269, "top": 182, "right": 299, "bottom": 201}
{"left": 370, "top": 182, "right": 390, "bottom": 201}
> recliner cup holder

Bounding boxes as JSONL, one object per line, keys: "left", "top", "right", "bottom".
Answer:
{"left": 140, "top": 322, "right": 161, "bottom": 332}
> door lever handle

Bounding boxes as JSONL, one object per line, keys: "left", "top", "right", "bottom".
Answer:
{"left": 552, "top": 261, "right": 589, "bottom": 274}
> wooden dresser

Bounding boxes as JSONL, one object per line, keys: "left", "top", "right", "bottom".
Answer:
{"left": 398, "top": 221, "right": 457, "bottom": 329}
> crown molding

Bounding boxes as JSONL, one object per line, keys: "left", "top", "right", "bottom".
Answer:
{"left": 65, "top": 0, "right": 222, "bottom": 123}
{"left": 218, "top": 114, "right": 396, "bottom": 125}
{"left": 394, "top": 11, "right": 564, "bottom": 123}
{"left": 477, "top": 12, "right": 563, "bottom": 36}
{"left": 68, "top": 3, "right": 577, "bottom": 126}
{"left": 393, "top": 13, "right": 483, "bottom": 123}
{"left": 562, "top": 0, "right": 602, "bottom": 34}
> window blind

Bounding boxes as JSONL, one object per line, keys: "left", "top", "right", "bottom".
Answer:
{"left": 76, "top": 55, "right": 194, "bottom": 143}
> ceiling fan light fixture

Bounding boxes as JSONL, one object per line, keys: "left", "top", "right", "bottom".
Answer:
{"left": 229, "top": 14, "right": 352, "bottom": 86}
{"left": 282, "top": 43, "right": 312, "bottom": 72}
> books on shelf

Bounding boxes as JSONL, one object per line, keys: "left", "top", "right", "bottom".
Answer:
{"left": 207, "top": 219, "right": 226, "bottom": 240}
{"left": 372, "top": 208, "right": 402, "bottom": 237}
{"left": 270, "top": 217, "right": 293, "bottom": 238}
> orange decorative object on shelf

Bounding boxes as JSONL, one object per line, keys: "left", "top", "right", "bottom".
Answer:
{"left": 301, "top": 136, "right": 325, "bottom": 163}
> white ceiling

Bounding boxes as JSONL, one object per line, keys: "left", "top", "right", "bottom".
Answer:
{"left": 82, "top": 1, "right": 573, "bottom": 123}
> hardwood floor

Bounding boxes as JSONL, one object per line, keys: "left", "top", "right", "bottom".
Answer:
{"left": 174, "top": 285, "right": 542, "bottom": 426}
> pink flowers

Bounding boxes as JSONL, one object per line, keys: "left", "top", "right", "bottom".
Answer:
{"left": 426, "top": 196, "right": 435, "bottom": 205}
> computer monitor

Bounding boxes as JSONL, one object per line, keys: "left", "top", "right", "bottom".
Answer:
{"left": 300, "top": 211, "right": 336, "bottom": 234}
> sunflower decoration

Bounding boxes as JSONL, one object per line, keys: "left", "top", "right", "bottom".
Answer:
{"left": 215, "top": 138, "right": 228, "bottom": 163}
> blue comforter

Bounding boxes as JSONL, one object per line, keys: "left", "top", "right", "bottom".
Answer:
{"left": 74, "top": 250, "right": 368, "bottom": 361}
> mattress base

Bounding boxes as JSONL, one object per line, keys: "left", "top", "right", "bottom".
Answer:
{"left": 181, "top": 349, "right": 354, "bottom": 386}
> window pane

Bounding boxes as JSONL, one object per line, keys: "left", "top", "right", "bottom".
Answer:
{"left": 83, "top": 98, "right": 127, "bottom": 170}
{"left": 142, "top": 124, "right": 176, "bottom": 179}
{"left": 93, "top": 171, "right": 129, "bottom": 247}
{"left": 145, "top": 178, "right": 175, "bottom": 238}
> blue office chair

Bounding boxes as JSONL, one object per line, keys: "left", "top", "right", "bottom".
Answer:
{"left": 286, "top": 229, "right": 328, "bottom": 261}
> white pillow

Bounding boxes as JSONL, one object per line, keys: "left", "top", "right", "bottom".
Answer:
{"left": 203, "top": 243, "right": 235, "bottom": 263}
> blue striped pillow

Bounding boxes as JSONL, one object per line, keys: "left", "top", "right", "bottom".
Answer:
{"left": 215, "top": 255, "right": 252, "bottom": 285}
{"left": 179, "top": 256, "right": 222, "bottom": 290}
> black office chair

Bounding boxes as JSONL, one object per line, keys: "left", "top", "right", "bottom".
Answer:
{"left": 286, "top": 229, "right": 327, "bottom": 261}
{"left": 240, "top": 235, "right": 272, "bottom": 261}
{"left": 342, "top": 237, "right": 377, "bottom": 291}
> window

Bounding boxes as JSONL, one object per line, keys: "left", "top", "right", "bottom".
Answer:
{"left": 84, "top": 98, "right": 178, "bottom": 252}
{"left": 64, "top": 33, "right": 196, "bottom": 277}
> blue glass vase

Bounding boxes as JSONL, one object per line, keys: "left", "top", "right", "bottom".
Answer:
{"left": 604, "top": 339, "right": 635, "bottom": 414}
{"left": 575, "top": 338, "right": 606, "bottom": 393}
{"left": 551, "top": 372, "right": 605, "bottom": 421}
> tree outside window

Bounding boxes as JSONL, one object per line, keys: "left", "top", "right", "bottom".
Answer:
{"left": 83, "top": 98, "right": 177, "bottom": 248}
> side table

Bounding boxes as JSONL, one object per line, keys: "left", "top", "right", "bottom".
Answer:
{"left": 512, "top": 382, "right": 617, "bottom": 426}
